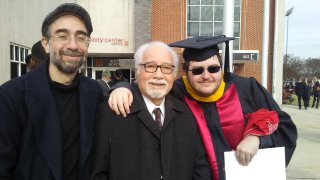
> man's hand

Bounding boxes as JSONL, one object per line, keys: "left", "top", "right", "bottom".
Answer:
{"left": 108, "top": 88, "right": 133, "bottom": 117}
{"left": 235, "top": 135, "right": 260, "bottom": 166}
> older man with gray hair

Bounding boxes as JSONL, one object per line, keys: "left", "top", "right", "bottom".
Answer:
{"left": 91, "top": 41, "right": 211, "bottom": 180}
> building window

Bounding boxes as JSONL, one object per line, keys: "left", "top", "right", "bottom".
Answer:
{"left": 85, "top": 57, "right": 93, "bottom": 78}
{"left": 10, "top": 44, "right": 30, "bottom": 79}
{"left": 187, "top": 0, "right": 241, "bottom": 50}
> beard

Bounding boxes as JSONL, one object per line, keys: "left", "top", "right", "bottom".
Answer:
{"left": 50, "top": 49, "right": 86, "bottom": 74}
{"left": 145, "top": 79, "right": 168, "bottom": 99}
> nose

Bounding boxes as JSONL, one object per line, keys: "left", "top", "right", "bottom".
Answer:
{"left": 66, "top": 37, "right": 79, "bottom": 50}
{"left": 202, "top": 68, "right": 211, "bottom": 78}
{"left": 154, "top": 66, "right": 164, "bottom": 78}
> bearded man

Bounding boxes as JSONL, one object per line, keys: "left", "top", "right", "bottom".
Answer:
{"left": 0, "top": 3, "right": 103, "bottom": 180}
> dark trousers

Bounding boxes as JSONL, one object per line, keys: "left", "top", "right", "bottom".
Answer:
{"left": 297, "top": 95, "right": 308, "bottom": 109}
{"left": 306, "top": 97, "right": 310, "bottom": 108}
{"left": 312, "top": 95, "right": 319, "bottom": 108}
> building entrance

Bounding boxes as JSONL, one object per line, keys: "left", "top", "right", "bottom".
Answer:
{"left": 93, "top": 68, "right": 131, "bottom": 83}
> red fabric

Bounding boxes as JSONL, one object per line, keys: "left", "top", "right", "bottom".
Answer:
{"left": 216, "top": 83, "right": 245, "bottom": 149}
{"left": 244, "top": 108, "right": 279, "bottom": 137}
{"left": 185, "top": 96, "right": 218, "bottom": 180}
{"left": 184, "top": 84, "right": 245, "bottom": 180}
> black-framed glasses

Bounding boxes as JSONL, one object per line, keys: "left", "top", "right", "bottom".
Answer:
{"left": 188, "top": 65, "right": 221, "bottom": 75}
{"left": 139, "top": 62, "right": 175, "bottom": 74}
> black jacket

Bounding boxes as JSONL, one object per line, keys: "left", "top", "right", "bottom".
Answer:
{"left": 91, "top": 85, "right": 211, "bottom": 180}
{"left": 97, "top": 79, "right": 111, "bottom": 100}
{"left": 0, "top": 61, "right": 103, "bottom": 180}
{"left": 295, "top": 82, "right": 306, "bottom": 96}
{"left": 313, "top": 82, "right": 320, "bottom": 96}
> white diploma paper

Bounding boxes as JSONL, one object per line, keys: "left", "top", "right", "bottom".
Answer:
{"left": 224, "top": 147, "right": 286, "bottom": 180}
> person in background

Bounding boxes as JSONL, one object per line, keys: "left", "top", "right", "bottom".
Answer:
{"left": 108, "top": 35, "right": 297, "bottom": 180}
{"left": 305, "top": 79, "right": 312, "bottom": 108}
{"left": 312, "top": 80, "right": 320, "bottom": 108}
{"left": 97, "top": 69, "right": 112, "bottom": 100}
{"left": 27, "top": 40, "right": 49, "bottom": 71}
{"left": 295, "top": 78, "right": 308, "bottom": 109}
{"left": 91, "top": 41, "right": 211, "bottom": 180}
{"left": 312, "top": 77, "right": 318, "bottom": 87}
{"left": 109, "top": 69, "right": 129, "bottom": 86}
{"left": 25, "top": 54, "right": 32, "bottom": 70}
{"left": 0, "top": 3, "right": 103, "bottom": 180}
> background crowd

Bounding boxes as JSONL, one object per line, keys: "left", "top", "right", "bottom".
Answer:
{"left": 283, "top": 77, "right": 320, "bottom": 109}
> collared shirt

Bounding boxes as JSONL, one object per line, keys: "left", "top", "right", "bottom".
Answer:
{"left": 142, "top": 95, "right": 165, "bottom": 126}
{"left": 102, "top": 79, "right": 110, "bottom": 88}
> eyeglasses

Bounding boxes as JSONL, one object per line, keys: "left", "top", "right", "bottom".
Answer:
{"left": 50, "top": 34, "right": 90, "bottom": 47}
{"left": 188, "top": 65, "right": 221, "bottom": 75}
{"left": 139, "top": 63, "right": 175, "bottom": 74}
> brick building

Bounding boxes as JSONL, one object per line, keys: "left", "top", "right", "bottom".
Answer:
{"left": 138, "top": 0, "right": 285, "bottom": 102}
{"left": 0, "top": 0, "right": 285, "bottom": 102}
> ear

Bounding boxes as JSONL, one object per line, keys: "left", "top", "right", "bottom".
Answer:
{"left": 182, "top": 63, "right": 188, "bottom": 76}
{"left": 41, "top": 37, "right": 50, "bottom": 53}
{"left": 182, "top": 69, "right": 187, "bottom": 76}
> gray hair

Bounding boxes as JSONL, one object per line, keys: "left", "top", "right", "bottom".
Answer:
{"left": 134, "top": 41, "right": 179, "bottom": 75}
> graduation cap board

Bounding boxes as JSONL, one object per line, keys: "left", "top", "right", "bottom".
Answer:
{"left": 169, "top": 35, "right": 235, "bottom": 81}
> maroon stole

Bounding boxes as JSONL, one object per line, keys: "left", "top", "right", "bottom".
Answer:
{"left": 185, "top": 83, "right": 245, "bottom": 180}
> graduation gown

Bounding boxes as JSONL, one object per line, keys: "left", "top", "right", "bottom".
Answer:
{"left": 172, "top": 73, "right": 297, "bottom": 180}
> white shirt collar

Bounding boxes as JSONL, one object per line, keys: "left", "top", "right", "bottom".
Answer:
{"left": 142, "top": 95, "right": 165, "bottom": 124}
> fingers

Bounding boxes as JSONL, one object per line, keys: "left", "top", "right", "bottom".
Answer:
{"left": 117, "top": 95, "right": 127, "bottom": 117}
{"left": 236, "top": 149, "right": 255, "bottom": 166}
{"left": 108, "top": 94, "right": 120, "bottom": 115}
{"left": 124, "top": 92, "right": 133, "bottom": 114}
{"left": 108, "top": 88, "right": 132, "bottom": 117}
{"left": 235, "top": 135, "right": 260, "bottom": 166}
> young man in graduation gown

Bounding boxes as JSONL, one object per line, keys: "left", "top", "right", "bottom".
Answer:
{"left": 108, "top": 35, "right": 298, "bottom": 180}
{"left": 91, "top": 41, "right": 211, "bottom": 180}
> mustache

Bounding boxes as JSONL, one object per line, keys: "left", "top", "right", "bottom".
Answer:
{"left": 147, "top": 79, "right": 168, "bottom": 85}
{"left": 60, "top": 49, "right": 83, "bottom": 57}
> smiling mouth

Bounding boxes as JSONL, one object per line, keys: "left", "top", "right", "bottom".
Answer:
{"left": 200, "top": 81, "right": 213, "bottom": 86}
{"left": 151, "top": 83, "right": 164, "bottom": 86}
{"left": 63, "top": 55, "right": 81, "bottom": 60}
{"left": 149, "top": 82, "right": 166, "bottom": 88}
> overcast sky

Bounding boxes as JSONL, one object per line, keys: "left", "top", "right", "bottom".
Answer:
{"left": 284, "top": 0, "right": 320, "bottom": 59}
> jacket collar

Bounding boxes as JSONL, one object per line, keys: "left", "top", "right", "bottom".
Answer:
{"left": 25, "top": 60, "right": 97, "bottom": 180}
{"left": 130, "top": 85, "right": 184, "bottom": 139}
{"left": 26, "top": 61, "right": 63, "bottom": 180}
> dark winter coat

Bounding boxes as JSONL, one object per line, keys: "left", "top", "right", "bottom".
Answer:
{"left": 91, "top": 85, "right": 211, "bottom": 180}
{"left": 0, "top": 61, "right": 103, "bottom": 180}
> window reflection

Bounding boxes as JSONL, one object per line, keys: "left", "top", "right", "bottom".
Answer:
{"left": 202, "top": 0, "right": 213, "bottom": 5}
{"left": 10, "top": 44, "right": 30, "bottom": 78}
{"left": 201, "top": 6, "right": 213, "bottom": 21}
{"left": 188, "top": 6, "right": 200, "bottom": 21}
{"left": 188, "top": 22, "right": 199, "bottom": 37}
{"left": 201, "top": 22, "right": 213, "bottom": 36}
{"left": 187, "top": 0, "right": 241, "bottom": 50}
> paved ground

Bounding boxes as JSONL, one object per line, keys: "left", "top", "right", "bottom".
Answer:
{"left": 281, "top": 105, "right": 320, "bottom": 180}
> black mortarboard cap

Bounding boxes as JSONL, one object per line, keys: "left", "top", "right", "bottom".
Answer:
{"left": 41, "top": 3, "right": 93, "bottom": 36}
{"left": 169, "top": 35, "right": 235, "bottom": 81}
